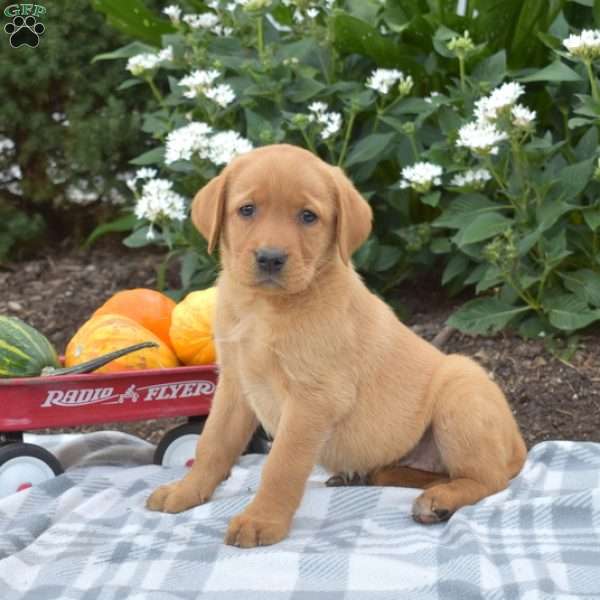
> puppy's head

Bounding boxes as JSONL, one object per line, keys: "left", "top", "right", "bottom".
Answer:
{"left": 191, "top": 144, "right": 372, "bottom": 294}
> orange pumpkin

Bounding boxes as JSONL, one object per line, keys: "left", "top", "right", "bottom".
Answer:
{"left": 169, "top": 287, "right": 217, "bottom": 365}
{"left": 65, "top": 313, "right": 179, "bottom": 373}
{"left": 93, "top": 288, "right": 176, "bottom": 350}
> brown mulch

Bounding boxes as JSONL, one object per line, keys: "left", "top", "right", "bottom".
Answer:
{"left": 1, "top": 238, "right": 599, "bottom": 448}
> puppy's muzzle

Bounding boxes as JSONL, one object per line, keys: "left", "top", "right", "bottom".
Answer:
{"left": 255, "top": 247, "right": 288, "bottom": 276}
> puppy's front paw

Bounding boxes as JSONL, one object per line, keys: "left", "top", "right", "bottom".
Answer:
{"left": 146, "top": 480, "right": 209, "bottom": 513}
{"left": 225, "top": 512, "right": 290, "bottom": 548}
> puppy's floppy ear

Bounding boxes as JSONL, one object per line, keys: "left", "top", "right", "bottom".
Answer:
{"left": 191, "top": 170, "right": 228, "bottom": 254}
{"left": 330, "top": 166, "right": 372, "bottom": 265}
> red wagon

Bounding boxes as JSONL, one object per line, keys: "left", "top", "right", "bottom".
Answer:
{"left": 0, "top": 365, "right": 268, "bottom": 497}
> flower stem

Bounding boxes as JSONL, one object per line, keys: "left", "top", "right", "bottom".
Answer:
{"left": 257, "top": 16, "right": 265, "bottom": 64}
{"left": 146, "top": 77, "right": 166, "bottom": 109}
{"left": 484, "top": 157, "right": 506, "bottom": 192}
{"left": 300, "top": 127, "right": 317, "bottom": 154}
{"left": 585, "top": 60, "right": 600, "bottom": 103}
{"left": 338, "top": 110, "right": 357, "bottom": 166}
{"left": 408, "top": 134, "right": 419, "bottom": 161}
{"left": 458, "top": 56, "right": 466, "bottom": 92}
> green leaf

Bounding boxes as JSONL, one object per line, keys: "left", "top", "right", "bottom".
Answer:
{"left": 442, "top": 253, "right": 468, "bottom": 285}
{"left": 421, "top": 191, "right": 440, "bottom": 207}
{"left": 432, "top": 25, "right": 460, "bottom": 59}
{"left": 374, "top": 245, "right": 402, "bottom": 271}
{"left": 123, "top": 226, "right": 155, "bottom": 248}
{"left": 595, "top": 0, "right": 600, "bottom": 25}
{"left": 331, "top": 13, "right": 423, "bottom": 74}
{"left": 286, "top": 78, "right": 327, "bottom": 103}
{"left": 574, "top": 127, "right": 598, "bottom": 162}
{"left": 518, "top": 314, "right": 549, "bottom": 339}
{"left": 473, "top": 0, "right": 548, "bottom": 69}
{"left": 433, "top": 194, "right": 500, "bottom": 229}
{"left": 452, "top": 212, "right": 512, "bottom": 247}
{"left": 344, "top": 133, "right": 396, "bottom": 168}
{"left": 471, "top": 50, "right": 507, "bottom": 86}
{"left": 430, "top": 237, "right": 452, "bottom": 254}
{"left": 557, "top": 158, "right": 595, "bottom": 200}
{"left": 91, "top": 0, "right": 174, "bottom": 46}
{"left": 130, "top": 147, "right": 165, "bottom": 166}
{"left": 545, "top": 294, "right": 600, "bottom": 331}
{"left": 93, "top": 41, "right": 157, "bottom": 62}
{"left": 517, "top": 227, "right": 543, "bottom": 255}
{"left": 475, "top": 265, "right": 504, "bottom": 293}
{"left": 562, "top": 269, "right": 600, "bottom": 307}
{"left": 84, "top": 214, "right": 137, "bottom": 248}
{"left": 518, "top": 60, "right": 583, "bottom": 83}
{"left": 583, "top": 205, "right": 600, "bottom": 230}
{"left": 117, "top": 78, "right": 144, "bottom": 91}
{"left": 180, "top": 252, "right": 200, "bottom": 291}
{"left": 536, "top": 199, "right": 575, "bottom": 232}
{"left": 447, "top": 298, "right": 530, "bottom": 335}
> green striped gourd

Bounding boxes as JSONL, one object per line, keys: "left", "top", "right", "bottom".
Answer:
{"left": 0, "top": 315, "right": 60, "bottom": 377}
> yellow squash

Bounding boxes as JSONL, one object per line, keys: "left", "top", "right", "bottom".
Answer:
{"left": 65, "top": 314, "right": 179, "bottom": 373}
{"left": 169, "top": 287, "right": 217, "bottom": 365}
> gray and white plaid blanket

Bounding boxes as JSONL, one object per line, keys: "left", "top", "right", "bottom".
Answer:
{"left": 1, "top": 432, "right": 599, "bottom": 599}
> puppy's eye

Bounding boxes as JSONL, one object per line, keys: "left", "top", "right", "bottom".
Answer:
{"left": 299, "top": 209, "right": 318, "bottom": 225}
{"left": 239, "top": 204, "right": 256, "bottom": 218}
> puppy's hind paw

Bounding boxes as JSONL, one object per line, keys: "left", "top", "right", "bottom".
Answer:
{"left": 412, "top": 491, "right": 453, "bottom": 524}
{"left": 325, "top": 472, "right": 367, "bottom": 487}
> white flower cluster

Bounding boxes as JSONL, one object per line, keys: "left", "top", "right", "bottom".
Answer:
{"left": 64, "top": 176, "right": 130, "bottom": 207}
{"left": 126, "top": 47, "right": 173, "bottom": 76}
{"left": 366, "top": 68, "right": 413, "bottom": 95}
{"left": 449, "top": 168, "right": 491, "bottom": 189}
{"left": 210, "top": 131, "right": 254, "bottom": 165}
{"left": 511, "top": 104, "right": 536, "bottom": 129}
{"left": 234, "top": 0, "right": 272, "bottom": 11}
{"left": 134, "top": 178, "right": 187, "bottom": 226}
{"left": 474, "top": 82, "right": 524, "bottom": 124}
{"left": 456, "top": 121, "right": 507, "bottom": 156}
{"left": 563, "top": 29, "right": 600, "bottom": 62}
{"left": 281, "top": 0, "right": 334, "bottom": 23}
{"left": 399, "top": 162, "right": 443, "bottom": 193}
{"left": 165, "top": 121, "right": 252, "bottom": 166}
{"left": 0, "top": 136, "right": 15, "bottom": 154}
{"left": 178, "top": 70, "right": 236, "bottom": 107}
{"left": 163, "top": 5, "right": 181, "bottom": 23}
{"left": 457, "top": 82, "right": 535, "bottom": 155}
{"left": 424, "top": 92, "right": 441, "bottom": 104}
{"left": 65, "top": 182, "right": 99, "bottom": 206}
{"left": 183, "top": 12, "right": 219, "bottom": 29}
{"left": 125, "top": 168, "right": 158, "bottom": 192}
{"left": 164, "top": 4, "right": 232, "bottom": 36}
{"left": 308, "top": 102, "right": 342, "bottom": 141}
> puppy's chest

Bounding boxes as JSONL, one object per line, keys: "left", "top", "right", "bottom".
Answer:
{"left": 233, "top": 317, "right": 289, "bottom": 436}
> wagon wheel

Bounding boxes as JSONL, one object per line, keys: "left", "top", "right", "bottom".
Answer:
{"left": 154, "top": 421, "right": 271, "bottom": 467}
{"left": 153, "top": 421, "right": 207, "bottom": 467}
{"left": 0, "top": 443, "right": 63, "bottom": 498}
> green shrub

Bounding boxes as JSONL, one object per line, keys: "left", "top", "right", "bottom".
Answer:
{"left": 0, "top": 0, "right": 156, "bottom": 257}
{"left": 93, "top": 0, "right": 600, "bottom": 337}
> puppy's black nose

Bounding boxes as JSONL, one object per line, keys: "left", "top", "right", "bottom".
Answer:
{"left": 255, "top": 247, "right": 288, "bottom": 274}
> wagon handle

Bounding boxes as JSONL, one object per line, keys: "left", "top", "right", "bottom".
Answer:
{"left": 40, "top": 342, "right": 159, "bottom": 377}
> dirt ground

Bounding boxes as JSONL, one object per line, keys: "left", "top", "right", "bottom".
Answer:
{"left": 1, "top": 238, "right": 599, "bottom": 447}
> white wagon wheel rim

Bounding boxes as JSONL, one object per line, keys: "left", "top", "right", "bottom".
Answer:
{"left": 162, "top": 433, "right": 199, "bottom": 467}
{"left": 0, "top": 456, "right": 56, "bottom": 497}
